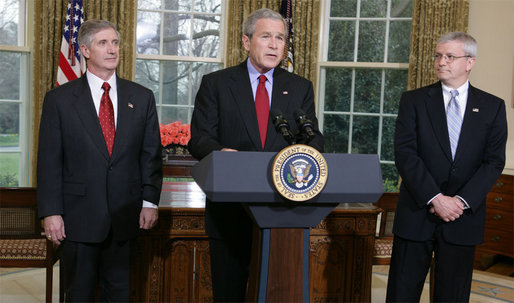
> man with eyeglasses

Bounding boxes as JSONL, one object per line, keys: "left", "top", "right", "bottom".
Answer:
{"left": 386, "top": 32, "right": 507, "bottom": 302}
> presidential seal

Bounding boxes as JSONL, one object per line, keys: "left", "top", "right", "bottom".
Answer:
{"left": 272, "top": 144, "right": 328, "bottom": 202}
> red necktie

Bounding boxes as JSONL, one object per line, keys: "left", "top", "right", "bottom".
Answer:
{"left": 255, "top": 75, "right": 270, "bottom": 149}
{"left": 100, "top": 82, "right": 115, "bottom": 156}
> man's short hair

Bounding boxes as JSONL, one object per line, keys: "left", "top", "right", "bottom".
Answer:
{"left": 437, "top": 31, "right": 478, "bottom": 58}
{"left": 78, "top": 19, "right": 120, "bottom": 50}
{"left": 242, "top": 8, "right": 287, "bottom": 39}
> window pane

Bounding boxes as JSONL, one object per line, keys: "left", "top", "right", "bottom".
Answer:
{"left": 323, "top": 114, "right": 349, "bottom": 153}
{"left": 384, "top": 69, "right": 407, "bottom": 114}
{"left": 192, "top": 15, "right": 220, "bottom": 58}
{"left": 358, "top": 21, "right": 385, "bottom": 62}
{"left": 391, "top": 0, "right": 414, "bottom": 17}
{"left": 0, "top": 51, "right": 20, "bottom": 99}
{"left": 360, "top": 0, "right": 387, "bottom": 18}
{"left": 323, "top": 68, "right": 352, "bottom": 112}
{"left": 163, "top": 13, "right": 190, "bottom": 56}
{"left": 0, "top": 0, "right": 19, "bottom": 45}
{"left": 165, "top": 0, "right": 191, "bottom": 11}
{"left": 162, "top": 106, "right": 189, "bottom": 124}
{"left": 137, "top": 11, "right": 161, "bottom": 55}
{"left": 0, "top": 102, "right": 20, "bottom": 187}
{"left": 138, "top": 0, "right": 160, "bottom": 9}
{"left": 191, "top": 62, "right": 222, "bottom": 98}
{"left": 162, "top": 61, "right": 189, "bottom": 105}
{"left": 328, "top": 20, "right": 355, "bottom": 61}
{"left": 0, "top": 153, "right": 19, "bottom": 186}
{"left": 381, "top": 116, "right": 395, "bottom": 161}
{"left": 0, "top": 103, "right": 19, "bottom": 143}
{"left": 381, "top": 163, "right": 399, "bottom": 192}
{"left": 352, "top": 115, "right": 378, "bottom": 154}
{"left": 388, "top": 21, "right": 411, "bottom": 62}
{"left": 330, "top": 0, "right": 357, "bottom": 17}
{"left": 354, "top": 69, "right": 381, "bottom": 113}
{"left": 194, "top": 0, "right": 222, "bottom": 13}
{"left": 135, "top": 59, "right": 160, "bottom": 100}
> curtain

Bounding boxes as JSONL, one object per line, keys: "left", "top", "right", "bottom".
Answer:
{"left": 31, "top": 0, "right": 136, "bottom": 185}
{"left": 408, "top": 0, "right": 469, "bottom": 90}
{"left": 226, "top": 0, "right": 320, "bottom": 83}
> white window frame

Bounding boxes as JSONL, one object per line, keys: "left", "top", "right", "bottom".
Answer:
{"left": 0, "top": 0, "right": 31, "bottom": 186}
{"left": 316, "top": 0, "right": 411, "bottom": 170}
{"left": 135, "top": 0, "right": 227, "bottom": 124}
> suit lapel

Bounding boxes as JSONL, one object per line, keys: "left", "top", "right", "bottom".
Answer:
{"left": 267, "top": 67, "right": 291, "bottom": 150}
{"left": 228, "top": 61, "right": 262, "bottom": 149}
{"left": 111, "top": 77, "right": 134, "bottom": 161}
{"left": 425, "top": 82, "right": 453, "bottom": 162}
{"left": 72, "top": 75, "right": 111, "bottom": 161}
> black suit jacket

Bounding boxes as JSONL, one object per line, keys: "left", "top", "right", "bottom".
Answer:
{"left": 37, "top": 75, "right": 162, "bottom": 242}
{"left": 393, "top": 81, "right": 507, "bottom": 246}
{"left": 188, "top": 60, "right": 324, "bottom": 160}
{"left": 188, "top": 60, "right": 324, "bottom": 239}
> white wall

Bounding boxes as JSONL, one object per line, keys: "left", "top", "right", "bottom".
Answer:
{"left": 468, "top": 0, "right": 514, "bottom": 173}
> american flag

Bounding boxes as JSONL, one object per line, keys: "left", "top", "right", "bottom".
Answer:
{"left": 280, "top": 0, "right": 294, "bottom": 73}
{"left": 56, "top": 0, "right": 86, "bottom": 86}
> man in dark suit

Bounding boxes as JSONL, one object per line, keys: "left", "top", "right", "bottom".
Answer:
{"left": 386, "top": 32, "right": 507, "bottom": 302}
{"left": 188, "top": 8, "right": 323, "bottom": 302}
{"left": 37, "top": 20, "right": 162, "bottom": 302}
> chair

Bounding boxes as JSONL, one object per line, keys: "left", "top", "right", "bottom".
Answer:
{"left": 373, "top": 192, "right": 435, "bottom": 301}
{"left": 373, "top": 193, "right": 397, "bottom": 265}
{"left": 0, "top": 187, "right": 63, "bottom": 303}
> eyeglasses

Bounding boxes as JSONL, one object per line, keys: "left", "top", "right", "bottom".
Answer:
{"left": 432, "top": 54, "right": 471, "bottom": 63}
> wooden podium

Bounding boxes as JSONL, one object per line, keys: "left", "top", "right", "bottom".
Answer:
{"left": 190, "top": 151, "right": 383, "bottom": 302}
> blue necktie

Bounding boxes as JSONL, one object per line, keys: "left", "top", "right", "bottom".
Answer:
{"left": 447, "top": 89, "right": 461, "bottom": 159}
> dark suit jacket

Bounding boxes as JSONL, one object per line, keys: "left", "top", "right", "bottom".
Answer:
{"left": 37, "top": 75, "right": 162, "bottom": 243}
{"left": 188, "top": 60, "right": 324, "bottom": 160}
{"left": 188, "top": 60, "right": 324, "bottom": 239}
{"left": 393, "top": 81, "right": 507, "bottom": 246}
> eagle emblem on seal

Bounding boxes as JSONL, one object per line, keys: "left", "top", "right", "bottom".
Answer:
{"left": 288, "top": 159, "right": 313, "bottom": 188}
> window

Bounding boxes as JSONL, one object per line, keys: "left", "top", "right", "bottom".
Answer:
{"left": 317, "top": 0, "right": 413, "bottom": 192}
{"left": 136, "top": 0, "right": 225, "bottom": 125}
{"left": 0, "top": 0, "right": 30, "bottom": 186}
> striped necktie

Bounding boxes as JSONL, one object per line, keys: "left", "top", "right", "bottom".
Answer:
{"left": 447, "top": 89, "right": 461, "bottom": 159}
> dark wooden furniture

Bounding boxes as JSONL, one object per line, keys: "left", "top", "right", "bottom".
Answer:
{"left": 0, "top": 187, "right": 63, "bottom": 303}
{"left": 130, "top": 182, "right": 380, "bottom": 302}
{"left": 475, "top": 174, "right": 514, "bottom": 269}
{"left": 372, "top": 192, "right": 397, "bottom": 265}
{"left": 162, "top": 155, "right": 197, "bottom": 178}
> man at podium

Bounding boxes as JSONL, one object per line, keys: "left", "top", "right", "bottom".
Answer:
{"left": 188, "top": 8, "right": 324, "bottom": 302}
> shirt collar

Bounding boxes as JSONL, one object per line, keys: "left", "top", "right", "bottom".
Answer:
{"left": 247, "top": 59, "right": 274, "bottom": 84}
{"left": 86, "top": 70, "right": 117, "bottom": 92}
{"left": 442, "top": 80, "right": 469, "bottom": 97}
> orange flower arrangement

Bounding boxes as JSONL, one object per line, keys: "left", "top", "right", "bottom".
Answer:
{"left": 159, "top": 121, "right": 191, "bottom": 147}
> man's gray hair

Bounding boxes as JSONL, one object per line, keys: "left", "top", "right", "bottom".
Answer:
{"left": 78, "top": 19, "right": 120, "bottom": 50}
{"left": 242, "top": 8, "right": 287, "bottom": 39}
{"left": 437, "top": 32, "right": 478, "bottom": 58}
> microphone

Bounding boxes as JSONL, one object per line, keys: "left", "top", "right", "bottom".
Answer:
{"left": 294, "top": 109, "right": 316, "bottom": 143}
{"left": 271, "top": 109, "right": 295, "bottom": 145}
